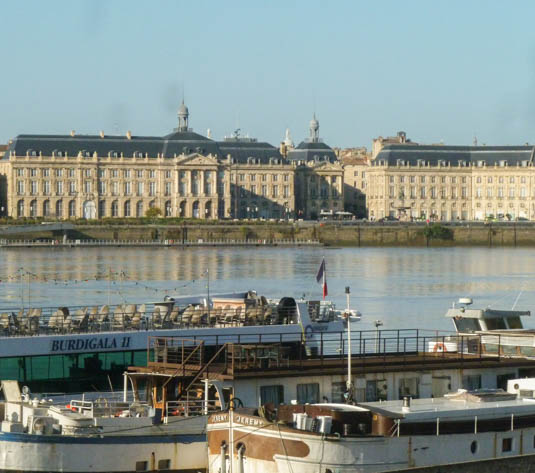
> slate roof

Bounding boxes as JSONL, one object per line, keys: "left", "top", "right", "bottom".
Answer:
{"left": 375, "top": 144, "right": 535, "bottom": 166}
{"left": 287, "top": 140, "right": 338, "bottom": 163}
{"left": 2, "top": 130, "right": 286, "bottom": 163}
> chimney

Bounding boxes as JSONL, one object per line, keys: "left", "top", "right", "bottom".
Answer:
{"left": 99, "top": 131, "right": 105, "bottom": 138}
{"left": 70, "top": 130, "right": 75, "bottom": 137}
{"left": 126, "top": 131, "right": 132, "bottom": 140}
{"left": 280, "top": 142, "right": 287, "bottom": 157}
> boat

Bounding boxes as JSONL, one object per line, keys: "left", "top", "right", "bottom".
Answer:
{"left": 0, "top": 290, "right": 354, "bottom": 391}
{"left": 428, "top": 297, "right": 535, "bottom": 358}
{"left": 207, "top": 378, "right": 535, "bottom": 472}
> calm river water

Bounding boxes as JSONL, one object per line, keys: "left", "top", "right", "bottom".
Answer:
{"left": 1, "top": 246, "right": 535, "bottom": 332}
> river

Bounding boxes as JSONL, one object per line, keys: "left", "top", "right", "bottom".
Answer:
{"left": 1, "top": 246, "right": 534, "bottom": 332}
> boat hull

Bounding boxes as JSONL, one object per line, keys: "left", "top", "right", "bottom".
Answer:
{"left": 0, "top": 431, "right": 206, "bottom": 473}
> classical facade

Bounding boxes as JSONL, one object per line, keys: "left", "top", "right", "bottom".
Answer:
{"left": 0, "top": 103, "right": 310, "bottom": 219}
{"left": 285, "top": 115, "right": 344, "bottom": 219}
{"left": 340, "top": 149, "right": 369, "bottom": 218}
{"left": 367, "top": 144, "right": 535, "bottom": 221}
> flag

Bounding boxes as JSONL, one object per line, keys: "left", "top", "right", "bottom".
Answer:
{"left": 316, "top": 258, "right": 328, "bottom": 299}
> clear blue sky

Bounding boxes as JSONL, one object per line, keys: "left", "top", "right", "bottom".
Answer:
{"left": 2, "top": 0, "right": 535, "bottom": 148}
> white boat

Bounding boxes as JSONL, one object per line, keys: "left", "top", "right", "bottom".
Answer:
{"left": 207, "top": 378, "right": 535, "bottom": 473}
{"left": 0, "top": 291, "right": 353, "bottom": 391}
{"left": 428, "top": 297, "right": 535, "bottom": 358}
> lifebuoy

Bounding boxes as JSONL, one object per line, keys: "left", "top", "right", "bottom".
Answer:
{"left": 433, "top": 342, "right": 447, "bottom": 353}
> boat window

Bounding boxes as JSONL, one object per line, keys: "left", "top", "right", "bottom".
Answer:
{"left": 366, "top": 380, "right": 387, "bottom": 402}
{"left": 502, "top": 437, "right": 512, "bottom": 452}
{"left": 135, "top": 461, "right": 148, "bottom": 471}
{"left": 331, "top": 382, "right": 347, "bottom": 403}
{"left": 470, "top": 441, "right": 478, "bottom": 454}
{"left": 507, "top": 316, "right": 523, "bottom": 329}
{"left": 453, "top": 317, "right": 481, "bottom": 333}
{"left": 485, "top": 318, "right": 507, "bottom": 330}
{"left": 398, "top": 378, "right": 419, "bottom": 399}
{"left": 462, "top": 375, "right": 481, "bottom": 391}
{"left": 158, "top": 460, "right": 170, "bottom": 470}
{"left": 297, "top": 383, "right": 319, "bottom": 404}
{"left": 260, "top": 385, "right": 284, "bottom": 405}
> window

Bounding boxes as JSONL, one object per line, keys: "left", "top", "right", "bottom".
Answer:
{"left": 16, "top": 169, "right": 24, "bottom": 177}
{"left": 273, "top": 174, "right": 278, "bottom": 182}
{"left": 398, "top": 378, "right": 419, "bottom": 399}
{"left": 262, "top": 174, "right": 267, "bottom": 181}
{"left": 297, "top": 383, "right": 319, "bottom": 404}
{"left": 521, "top": 187, "right": 527, "bottom": 198}
{"left": 30, "top": 200, "right": 37, "bottom": 217}
{"left": 462, "top": 187, "right": 468, "bottom": 198}
{"left": 420, "top": 187, "right": 426, "bottom": 198}
{"left": 17, "top": 200, "right": 24, "bottom": 217}
{"left": 43, "top": 181, "right": 50, "bottom": 195}
{"left": 510, "top": 176, "right": 515, "bottom": 183}
{"left": 68, "top": 169, "right": 75, "bottom": 178}
{"left": 420, "top": 176, "right": 426, "bottom": 183}
{"left": 16, "top": 181, "right": 24, "bottom": 195}
{"left": 68, "top": 200, "right": 76, "bottom": 217}
{"left": 509, "top": 188, "right": 515, "bottom": 198}
{"left": 84, "top": 169, "right": 91, "bottom": 178}
{"left": 165, "top": 170, "right": 171, "bottom": 179}
{"left": 158, "top": 460, "right": 170, "bottom": 470}
{"left": 476, "top": 187, "right": 482, "bottom": 198}
{"left": 111, "top": 169, "right": 118, "bottom": 178}
{"left": 124, "top": 200, "right": 131, "bottom": 217}
{"left": 331, "top": 382, "right": 347, "bottom": 403}
{"left": 43, "top": 200, "right": 50, "bottom": 217}
{"left": 135, "top": 461, "right": 148, "bottom": 472}
{"left": 389, "top": 176, "right": 394, "bottom": 183}
{"left": 441, "top": 176, "right": 446, "bottom": 183}
{"left": 137, "top": 182, "right": 144, "bottom": 196}
{"left": 410, "top": 176, "right": 415, "bottom": 183}
{"left": 112, "top": 181, "right": 119, "bottom": 196}
{"left": 487, "top": 188, "right": 492, "bottom": 198}
{"left": 111, "top": 201, "right": 118, "bottom": 217}
{"left": 124, "top": 182, "right": 131, "bottom": 195}
{"left": 84, "top": 181, "right": 91, "bottom": 194}
{"left": 431, "top": 176, "right": 436, "bottom": 183}
{"left": 251, "top": 184, "right": 257, "bottom": 194}
{"left": 136, "top": 201, "right": 143, "bottom": 217}
{"left": 521, "top": 176, "right": 527, "bottom": 184}
{"left": 123, "top": 169, "right": 131, "bottom": 178}
{"left": 149, "top": 182, "right": 156, "bottom": 196}
{"left": 69, "top": 181, "right": 76, "bottom": 195}
{"left": 259, "top": 385, "right": 284, "bottom": 405}
{"left": 272, "top": 185, "right": 278, "bottom": 198}
{"left": 98, "top": 182, "right": 106, "bottom": 194}
{"left": 283, "top": 185, "right": 289, "bottom": 198}
{"left": 98, "top": 169, "right": 105, "bottom": 178}
{"left": 98, "top": 200, "right": 105, "bottom": 217}
{"left": 30, "top": 169, "right": 37, "bottom": 177}
{"left": 149, "top": 170, "right": 155, "bottom": 179}
{"left": 502, "top": 437, "right": 512, "bottom": 453}
{"left": 366, "top": 380, "right": 387, "bottom": 401}
{"left": 462, "top": 374, "right": 481, "bottom": 390}
{"left": 165, "top": 200, "right": 172, "bottom": 217}
{"left": 487, "top": 176, "right": 492, "bottom": 183}
{"left": 137, "top": 170, "right": 143, "bottom": 178}
{"left": 239, "top": 173, "right": 245, "bottom": 182}
{"left": 262, "top": 185, "right": 267, "bottom": 196}
{"left": 476, "top": 176, "right": 482, "bottom": 183}
{"left": 165, "top": 182, "right": 171, "bottom": 196}
{"left": 430, "top": 187, "right": 436, "bottom": 199}
{"left": 30, "top": 181, "right": 38, "bottom": 195}
{"left": 251, "top": 174, "right": 256, "bottom": 181}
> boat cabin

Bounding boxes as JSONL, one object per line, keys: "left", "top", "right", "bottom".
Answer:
{"left": 446, "top": 297, "right": 530, "bottom": 333}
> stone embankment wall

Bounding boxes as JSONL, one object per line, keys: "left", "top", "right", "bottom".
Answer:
{"left": 1, "top": 223, "right": 535, "bottom": 247}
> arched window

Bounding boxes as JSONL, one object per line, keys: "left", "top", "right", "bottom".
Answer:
{"left": 30, "top": 200, "right": 37, "bottom": 217}
{"left": 17, "top": 200, "right": 24, "bottom": 217}
{"left": 124, "top": 200, "right": 131, "bottom": 217}
{"left": 179, "top": 201, "right": 186, "bottom": 217}
{"left": 165, "top": 200, "right": 172, "bottom": 217}
{"left": 136, "top": 201, "right": 143, "bottom": 218}
{"left": 99, "top": 200, "right": 106, "bottom": 217}
{"left": 111, "top": 200, "right": 118, "bottom": 217}
{"left": 56, "top": 200, "right": 63, "bottom": 218}
{"left": 192, "top": 171, "right": 199, "bottom": 196}
{"left": 68, "top": 200, "right": 76, "bottom": 218}
{"left": 205, "top": 201, "right": 212, "bottom": 219}
{"left": 43, "top": 200, "right": 50, "bottom": 217}
{"left": 192, "top": 201, "right": 200, "bottom": 218}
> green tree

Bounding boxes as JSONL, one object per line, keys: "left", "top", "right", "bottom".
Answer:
{"left": 145, "top": 207, "right": 162, "bottom": 219}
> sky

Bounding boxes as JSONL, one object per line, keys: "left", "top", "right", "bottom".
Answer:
{"left": 2, "top": 0, "right": 535, "bottom": 148}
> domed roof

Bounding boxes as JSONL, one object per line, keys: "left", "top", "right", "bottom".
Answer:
{"left": 309, "top": 114, "right": 319, "bottom": 130}
{"left": 178, "top": 101, "right": 189, "bottom": 116}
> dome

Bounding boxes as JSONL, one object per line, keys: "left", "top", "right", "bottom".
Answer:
{"left": 178, "top": 101, "right": 189, "bottom": 116}
{"left": 309, "top": 114, "right": 319, "bottom": 131}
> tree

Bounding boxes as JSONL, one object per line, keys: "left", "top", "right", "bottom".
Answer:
{"left": 145, "top": 207, "right": 162, "bottom": 219}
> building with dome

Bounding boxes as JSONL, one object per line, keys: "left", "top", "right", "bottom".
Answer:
{"left": 0, "top": 103, "right": 346, "bottom": 221}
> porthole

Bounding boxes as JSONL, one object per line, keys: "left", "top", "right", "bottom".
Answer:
{"left": 470, "top": 440, "right": 478, "bottom": 454}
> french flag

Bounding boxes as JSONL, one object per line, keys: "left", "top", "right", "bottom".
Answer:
{"left": 316, "top": 258, "right": 328, "bottom": 300}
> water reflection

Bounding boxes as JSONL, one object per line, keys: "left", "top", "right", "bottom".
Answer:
{"left": 1, "top": 247, "right": 535, "bottom": 332}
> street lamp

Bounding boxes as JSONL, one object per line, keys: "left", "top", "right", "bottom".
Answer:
{"left": 374, "top": 320, "right": 383, "bottom": 353}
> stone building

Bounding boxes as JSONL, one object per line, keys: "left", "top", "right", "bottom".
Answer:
{"left": 371, "top": 131, "right": 417, "bottom": 159}
{"left": 367, "top": 144, "right": 535, "bottom": 221}
{"left": 2, "top": 103, "right": 343, "bottom": 221}
{"left": 285, "top": 115, "right": 344, "bottom": 219}
{"left": 340, "top": 149, "right": 370, "bottom": 218}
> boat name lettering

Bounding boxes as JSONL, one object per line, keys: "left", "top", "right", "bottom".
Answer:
{"left": 235, "top": 415, "right": 264, "bottom": 426}
{"left": 211, "top": 414, "right": 228, "bottom": 422}
{"left": 50, "top": 336, "right": 131, "bottom": 352}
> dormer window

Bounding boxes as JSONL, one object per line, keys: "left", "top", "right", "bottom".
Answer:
{"left": 522, "top": 160, "right": 529, "bottom": 167}
{"left": 477, "top": 160, "right": 485, "bottom": 167}
{"left": 499, "top": 160, "right": 507, "bottom": 167}
{"left": 417, "top": 159, "right": 425, "bottom": 166}
{"left": 133, "top": 151, "right": 143, "bottom": 158}
{"left": 438, "top": 160, "right": 446, "bottom": 167}
{"left": 396, "top": 159, "right": 405, "bottom": 166}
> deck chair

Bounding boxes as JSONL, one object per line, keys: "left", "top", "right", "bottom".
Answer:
{"left": 151, "top": 306, "right": 162, "bottom": 328}
{"left": 28, "top": 308, "right": 42, "bottom": 334}
{"left": 223, "top": 305, "right": 234, "bottom": 325}
{"left": 180, "top": 305, "right": 195, "bottom": 326}
{"left": 113, "top": 305, "right": 126, "bottom": 329}
{"left": 190, "top": 307, "right": 203, "bottom": 326}
{"left": 0, "top": 313, "right": 10, "bottom": 334}
{"left": 48, "top": 309, "right": 64, "bottom": 332}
